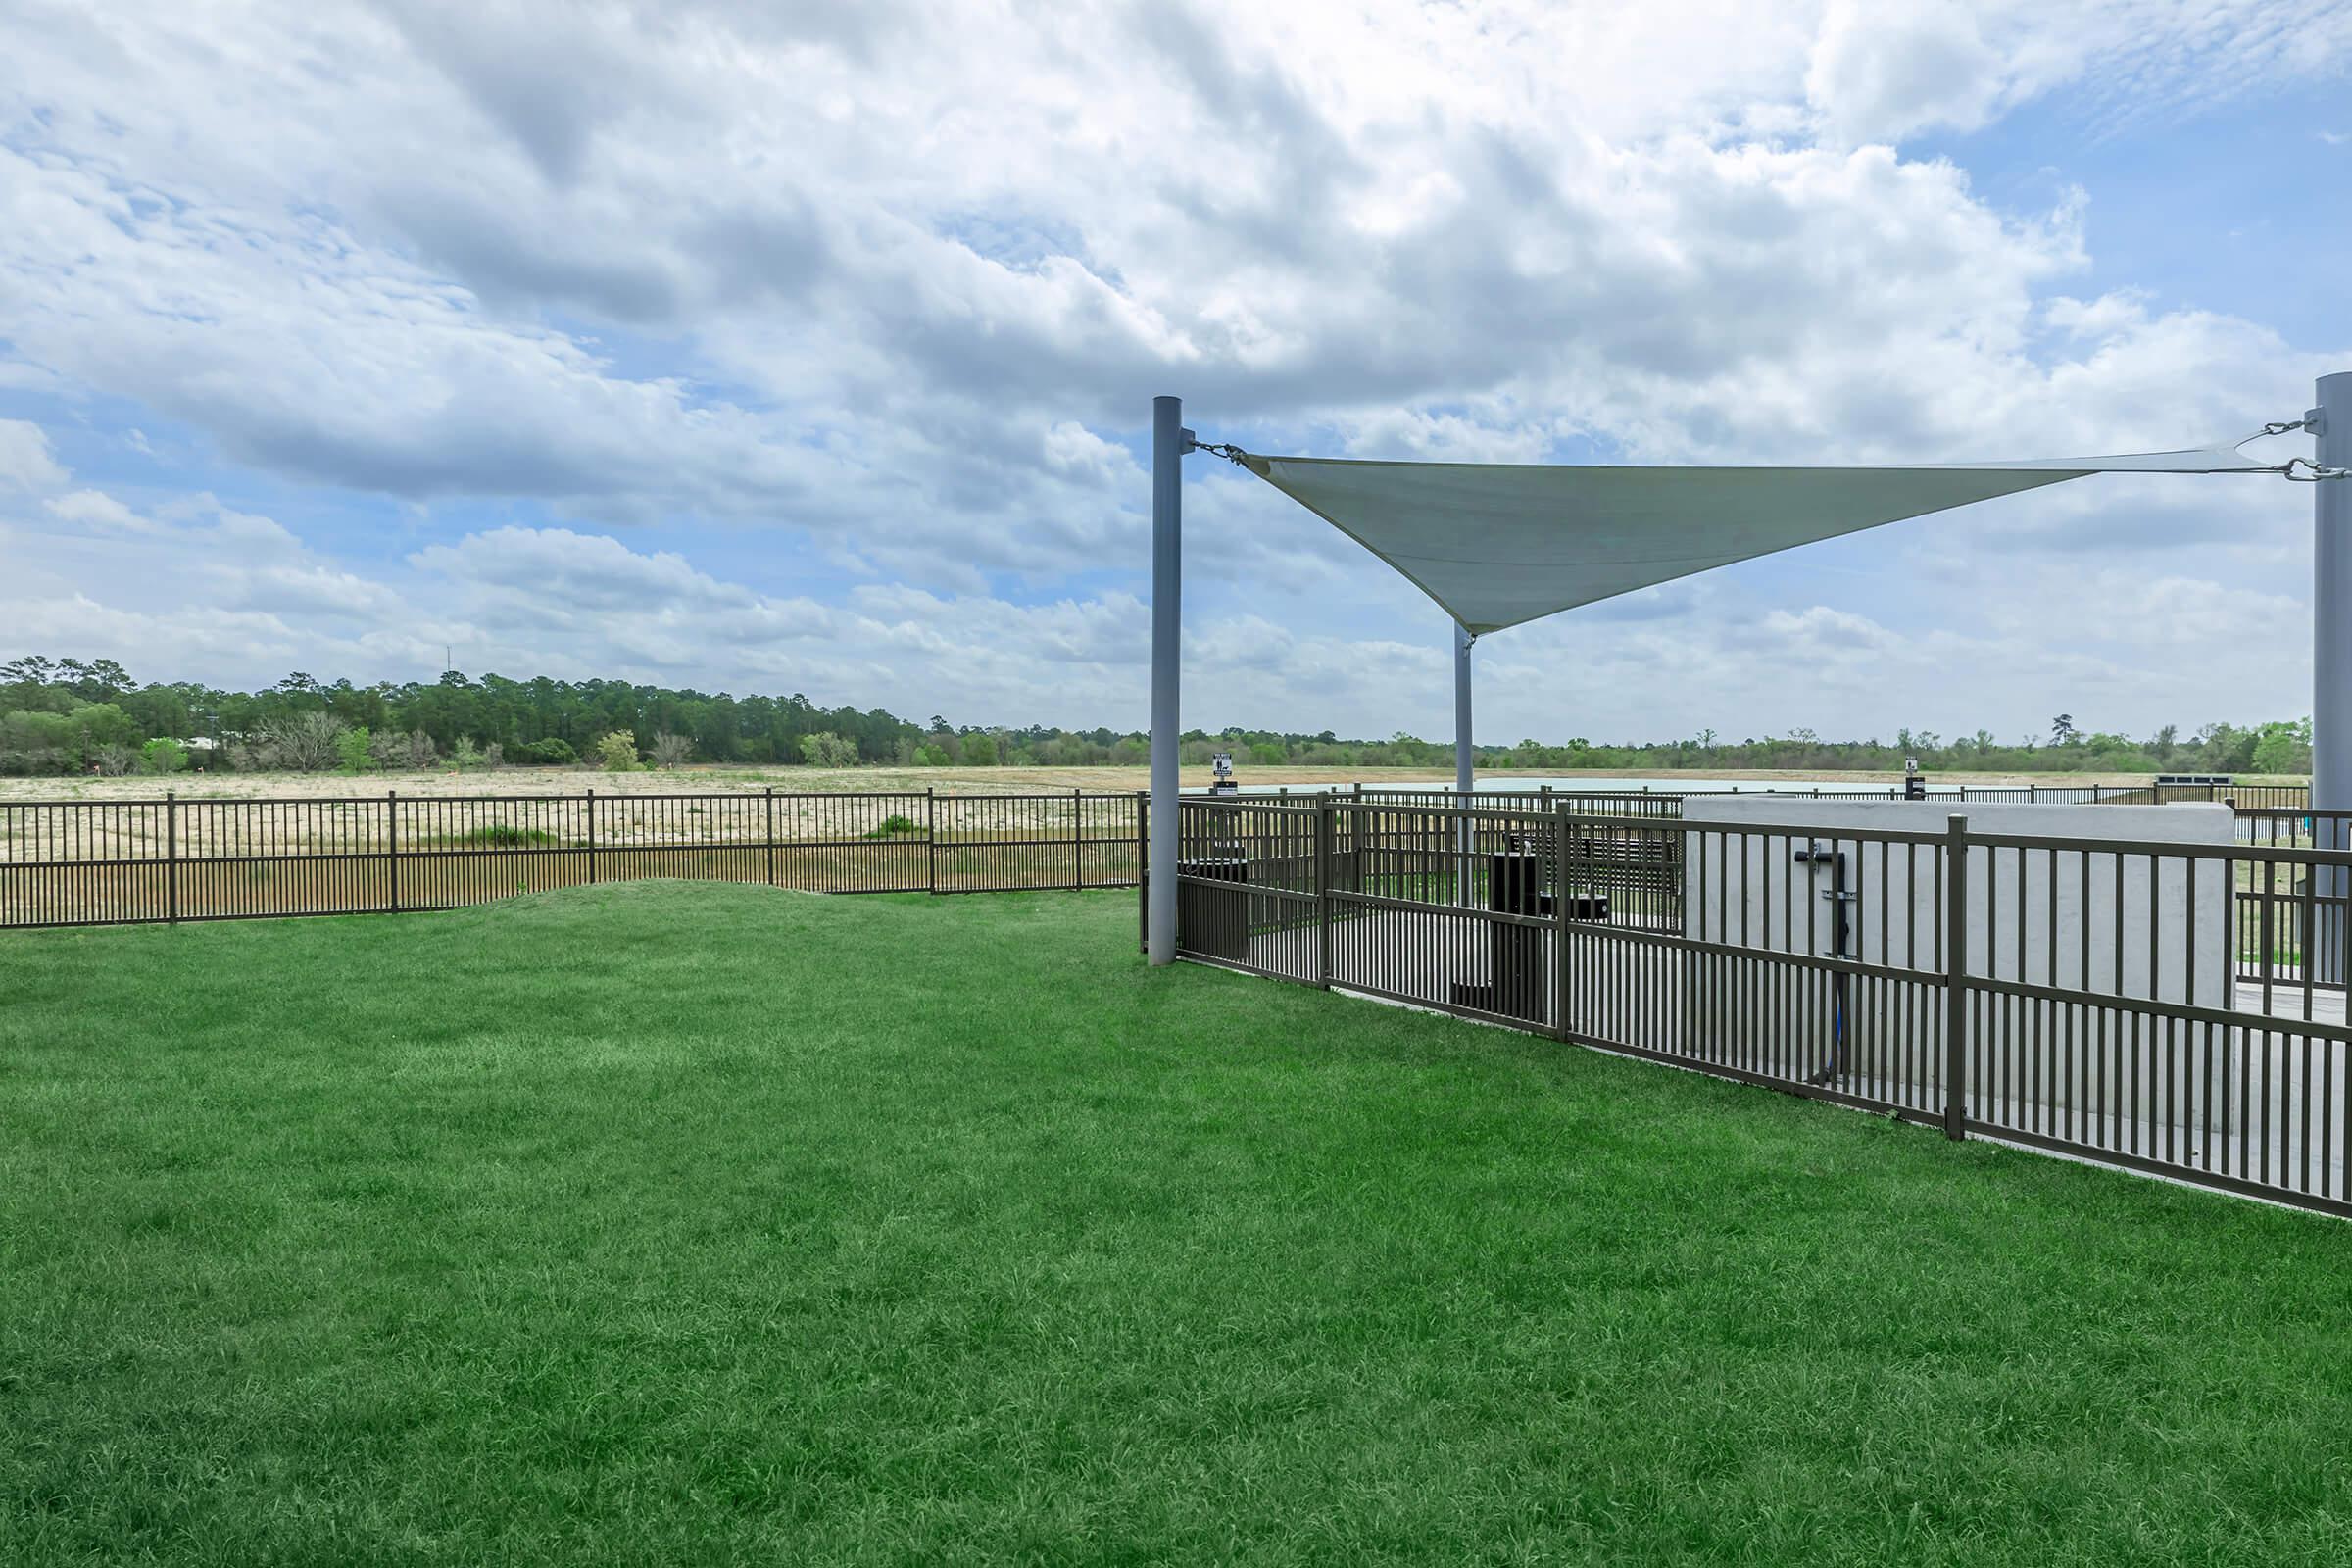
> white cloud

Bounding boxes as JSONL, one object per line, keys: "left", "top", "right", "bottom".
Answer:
{"left": 0, "top": 1, "right": 2345, "bottom": 742}
{"left": 403, "top": 526, "right": 1144, "bottom": 713}
{"left": 414, "top": 527, "right": 756, "bottom": 612}
{"left": 220, "top": 563, "right": 410, "bottom": 619}
{"left": 1806, "top": 0, "right": 2009, "bottom": 144}
{"left": 0, "top": 419, "right": 66, "bottom": 492}
{"left": 44, "top": 489, "right": 149, "bottom": 531}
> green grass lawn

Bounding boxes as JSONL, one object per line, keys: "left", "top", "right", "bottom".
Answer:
{"left": 4, "top": 884, "right": 2349, "bottom": 1565}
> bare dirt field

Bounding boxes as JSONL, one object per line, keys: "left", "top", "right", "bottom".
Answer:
{"left": 0, "top": 762, "right": 2310, "bottom": 926}
{"left": 0, "top": 762, "right": 2246, "bottom": 807}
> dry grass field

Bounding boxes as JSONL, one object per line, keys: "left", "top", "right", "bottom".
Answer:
{"left": 1, "top": 763, "right": 2298, "bottom": 883}
{"left": 0, "top": 762, "right": 1349, "bottom": 807}
{"left": 0, "top": 762, "right": 2250, "bottom": 808}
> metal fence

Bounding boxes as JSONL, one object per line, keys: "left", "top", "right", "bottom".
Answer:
{"left": 1344, "top": 780, "right": 2315, "bottom": 815}
{"left": 0, "top": 788, "right": 1148, "bottom": 929}
{"left": 15, "top": 780, "right": 2347, "bottom": 1210}
{"left": 1170, "top": 796, "right": 2352, "bottom": 1216}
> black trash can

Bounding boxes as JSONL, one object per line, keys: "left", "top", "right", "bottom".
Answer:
{"left": 1176, "top": 857, "right": 1250, "bottom": 960}
{"left": 1451, "top": 851, "right": 1554, "bottom": 1022}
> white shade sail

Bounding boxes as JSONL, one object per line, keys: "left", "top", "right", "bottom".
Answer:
{"left": 1236, "top": 439, "right": 2289, "bottom": 634}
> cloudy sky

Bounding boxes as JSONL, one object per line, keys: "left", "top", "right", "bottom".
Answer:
{"left": 2, "top": 1, "right": 2348, "bottom": 745}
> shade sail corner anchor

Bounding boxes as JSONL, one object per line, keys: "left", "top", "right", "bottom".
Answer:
{"left": 1188, "top": 436, "right": 1255, "bottom": 468}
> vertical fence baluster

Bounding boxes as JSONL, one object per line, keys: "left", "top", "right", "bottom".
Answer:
{"left": 1316, "top": 796, "right": 1333, "bottom": 988}
{"left": 388, "top": 790, "right": 401, "bottom": 913}
{"left": 1551, "top": 803, "right": 1571, "bottom": 1040}
{"left": 1944, "top": 813, "right": 1971, "bottom": 1140}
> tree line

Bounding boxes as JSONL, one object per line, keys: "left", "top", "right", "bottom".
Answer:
{"left": 0, "top": 655, "right": 2317, "bottom": 778}
{"left": 1466, "top": 716, "right": 2313, "bottom": 778}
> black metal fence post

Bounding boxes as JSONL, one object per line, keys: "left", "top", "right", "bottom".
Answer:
{"left": 1136, "top": 791, "right": 1149, "bottom": 953}
{"left": 926, "top": 787, "right": 938, "bottom": 894}
{"left": 1943, "top": 812, "right": 1970, "bottom": 1141}
{"left": 1551, "top": 804, "right": 1570, "bottom": 1039}
{"left": 21, "top": 785, "right": 1157, "bottom": 935}
{"left": 1316, "top": 795, "right": 1333, "bottom": 988}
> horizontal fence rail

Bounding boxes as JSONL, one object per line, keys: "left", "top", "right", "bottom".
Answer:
{"left": 1, "top": 789, "right": 1149, "bottom": 929}
{"left": 1342, "top": 780, "right": 2314, "bottom": 817}
{"left": 1165, "top": 796, "right": 2352, "bottom": 1217}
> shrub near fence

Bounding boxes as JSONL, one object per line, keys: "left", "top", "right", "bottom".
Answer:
{"left": 0, "top": 789, "right": 1149, "bottom": 929}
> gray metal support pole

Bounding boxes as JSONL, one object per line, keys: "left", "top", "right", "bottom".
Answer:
{"left": 2314, "top": 372, "right": 2351, "bottom": 981}
{"left": 1149, "top": 395, "right": 1183, "bottom": 965}
{"left": 1454, "top": 620, "right": 1475, "bottom": 902}
{"left": 1453, "top": 620, "right": 1474, "bottom": 799}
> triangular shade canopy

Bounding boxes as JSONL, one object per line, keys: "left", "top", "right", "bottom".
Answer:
{"left": 1240, "top": 442, "right": 2280, "bottom": 634}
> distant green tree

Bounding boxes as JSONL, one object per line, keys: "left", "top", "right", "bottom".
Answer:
{"left": 136, "top": 737, "right": 189, "bottom": 775}
{"left": 0, "top": 710, "right": 75, "bottom": 772}
{"left": 596, "top": 731, "right": 642, "bottom": 771}
{"left": 254, "top": 711, "right": 346, "bottom": 772}
{"left": 62, "top": 703, "right": 138, "bottom": 763}
{"left": 798, "top": 732, "right": 859, "bottom": 768}
{"left": 0, "top": 649, "right": 2330, "bottom": 781}
{"left": 336, "top": 726, "right": 374, "bottom": 774}
{"left": 2252, "top": 719, "right": 2314, "bottom": 776}
{"left": 509, "top": 737, "right": 576, "bottom": 765}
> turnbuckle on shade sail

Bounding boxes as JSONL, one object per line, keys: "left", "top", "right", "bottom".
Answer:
{"left": 1214, "top": 429, "right": 2324, "bottom": 635}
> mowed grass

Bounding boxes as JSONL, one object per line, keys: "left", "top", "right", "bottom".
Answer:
{"left": 3, "top": 886, "right": 2349, "bottom": 1566}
